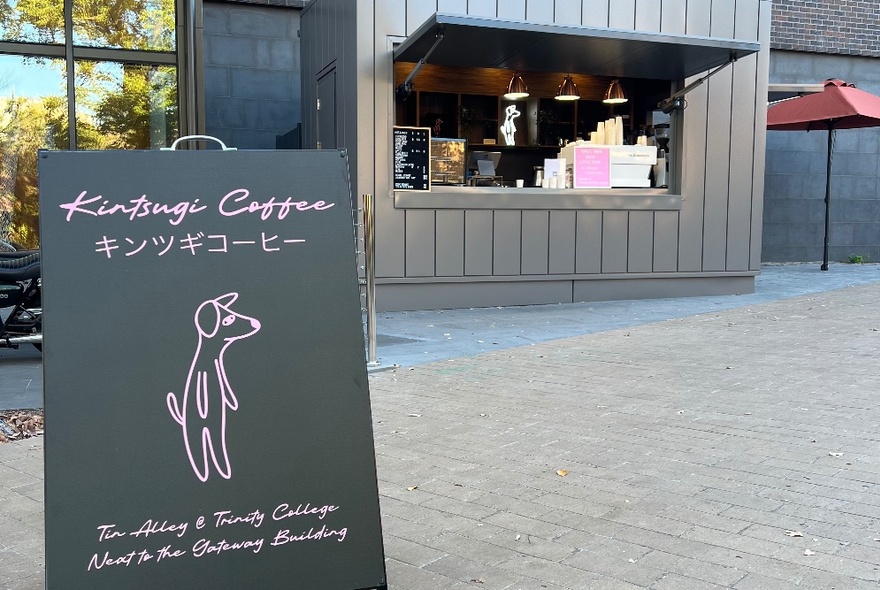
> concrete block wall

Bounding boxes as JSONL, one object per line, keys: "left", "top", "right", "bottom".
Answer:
{"left": 202, "top": 1, "right": 302, "bottom": 149}
{"left": 772, "top": 0, "right": 880, "bottom": 57}
{"left": 764, "top": 51, "right": 880, "bottom": 263}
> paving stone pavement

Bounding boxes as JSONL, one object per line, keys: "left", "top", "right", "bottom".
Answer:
{"left": 3, "top": 278, "right": 880, "bottom": 589}
{"left": 368, "top": 282, "right": 880, "bottom": 590}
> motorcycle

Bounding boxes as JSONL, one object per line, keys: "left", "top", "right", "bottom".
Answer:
{"left": 0, "top": 239, "right": 42, "bottom": 351}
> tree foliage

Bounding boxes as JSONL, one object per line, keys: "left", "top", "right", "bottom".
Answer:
{"left": 0, "top": 0, "right": 178, "bottom": 246}
{"left": 1, "top": 0, "right": 175, "bottom": 49}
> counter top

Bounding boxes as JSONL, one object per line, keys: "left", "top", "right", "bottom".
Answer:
{"left": 393, "top": 186, "right": 682, "bottom": 211}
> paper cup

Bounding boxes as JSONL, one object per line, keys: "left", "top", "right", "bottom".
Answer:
{"left": 516, "top": 179, "right": 524, "bottom": 188}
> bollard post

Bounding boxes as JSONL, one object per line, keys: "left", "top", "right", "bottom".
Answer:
{"left": 363, "top": 194, "right": 379, "bottom": 366}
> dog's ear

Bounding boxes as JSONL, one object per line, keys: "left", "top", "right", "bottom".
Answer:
{"left": 214, "top": 293, "right": 239, "bottom": 309}
{"left": 195, "top": 299, "right": 221, "bottom": 337}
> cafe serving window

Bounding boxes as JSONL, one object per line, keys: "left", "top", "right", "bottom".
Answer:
{"left": 0, "top": 0, "right": 186, "bottom": 249}
{"left": 392, "top": 12, "right": 759, "bottom": 209}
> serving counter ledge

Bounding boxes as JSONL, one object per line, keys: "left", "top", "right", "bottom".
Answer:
{"left": 393, "top": 187, "right": 682, "bottom": 211}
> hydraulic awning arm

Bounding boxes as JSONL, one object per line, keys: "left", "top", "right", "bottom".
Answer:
{"left": 395, "top": 27, "right": 445, "bottom": 101}
{"left": 657, "top": 53, "right": 740, "bottom": 114}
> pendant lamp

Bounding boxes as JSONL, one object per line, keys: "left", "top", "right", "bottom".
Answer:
{"left": 503, "top": 72, "right": 529, "bottom": 100}
{"left": 555, "top": 75, "right": 579, "bottom": 101}
{"left": 603, "top": 79, "right": 628, "bottom": 104}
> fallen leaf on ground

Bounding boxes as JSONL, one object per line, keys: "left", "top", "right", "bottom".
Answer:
{"left": 0, "top": 410, "right": 45, "bottom": 443}
{"left": 406, "top": 486, "right": 418, "bottom": 491}
{"left": 556, "top": 469, "right": 568, "bottom": 477}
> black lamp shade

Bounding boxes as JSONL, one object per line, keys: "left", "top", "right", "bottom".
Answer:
{"left": 555, "top": 75, "right": 579, "bottom": 101}
{"left": 603, "top": 79, "right": 628, "bottom": 104}
{"left": 503, "top": 73, "right": 529, "bottom": 100}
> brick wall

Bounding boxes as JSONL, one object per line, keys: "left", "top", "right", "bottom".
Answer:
{"left": 772, "top": 0, "right": 880, "bottom": 57}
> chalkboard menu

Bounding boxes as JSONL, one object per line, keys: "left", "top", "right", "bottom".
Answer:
{"left": 393, "top": 126, "right": 430, "bottom": 190}
{"left": 39, "top": 149, "right": 386, "bottom": 589}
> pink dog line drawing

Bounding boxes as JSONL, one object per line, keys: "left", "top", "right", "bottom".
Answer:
{"left": 167, "top": 293, "right": 261, "bottom": 482}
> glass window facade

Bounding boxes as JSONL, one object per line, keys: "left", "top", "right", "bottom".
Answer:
{"left": 72, "top": 0, "right": 176, "bottom": 50}
{"left": 0, "top": 0, "right": 182, "bottom": 248}
{"left": 0, "top": 0, "right": 65, "bottom": 44}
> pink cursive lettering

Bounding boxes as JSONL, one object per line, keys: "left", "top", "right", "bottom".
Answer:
{"left": 59, "top": 191, "right": 207, "bottom": 226}
{"left": 192, "top": 537, "right": 264, "bottom": 557}
{"left": 272, "top": 502, "right": 338, "bottom": 522}
{"left": 219, "top": 188, "right": 334, "bottom": 220}
{"left": 88, "top": 550, "right": 139, "bottom": 571}
{"left": 129, "top": 519, "right": 189, "bottom": 539}
{"left": 271, "top": 525, "right": 347, "bottom": 546}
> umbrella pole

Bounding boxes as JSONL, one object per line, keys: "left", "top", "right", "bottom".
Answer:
{"left": 821, "top": 124, "right": 834, "bottom": 271}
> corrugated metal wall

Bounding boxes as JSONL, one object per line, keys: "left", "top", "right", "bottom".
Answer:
{"left": 306, "top": 0, "right": 770, "bottom": 310}
{"left": 300, "top": 0, "right": 360, "bottom": 199}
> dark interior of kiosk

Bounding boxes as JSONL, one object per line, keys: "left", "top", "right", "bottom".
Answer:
{"left": 394, "top": 63, "right": 671, "bottom": 187}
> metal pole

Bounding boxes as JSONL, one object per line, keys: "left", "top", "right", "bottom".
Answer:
{"left": 363, "top": 194, "right": 379, "bottom": 366}
{"left": 821, "top": 125, "right": 834, "bottom": 271}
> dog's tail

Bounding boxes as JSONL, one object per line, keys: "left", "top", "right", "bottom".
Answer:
{"left": 167, "top": 392, "right": 184, "bottom": 425}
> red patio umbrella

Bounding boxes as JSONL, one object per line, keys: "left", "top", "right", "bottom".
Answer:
{"left": 767, "top": 79, "right": 880, "bottom": 270}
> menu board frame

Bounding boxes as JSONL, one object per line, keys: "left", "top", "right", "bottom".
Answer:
{"left": 393, "top": 126, "right": 431, "bottom": 191}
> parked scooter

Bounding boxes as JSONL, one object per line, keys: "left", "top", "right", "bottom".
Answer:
{"left": 0, "top": 239, "right": 42, "bottom": 351}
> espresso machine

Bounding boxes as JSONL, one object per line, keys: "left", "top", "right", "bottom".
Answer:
{"left": 652, "top": 123, "right": 670, "bottom": 188}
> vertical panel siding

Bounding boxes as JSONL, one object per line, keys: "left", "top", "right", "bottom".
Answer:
{"left": 726, "top": 0, "right": 760, "bottom": 270}
{"left": 651, "top": 0, "right": 683, "bottom": 272}
{"left": 357, "top": 0, "right": 764, "bottom": 307}
{"left": 575, "top": 211, "right": 602, "bottom": 273}
{"left": 405, "top": 210, "right": 436, "bottom": 275}
{"left": 407, "top": 0, "right": 436, "bottom": 34}
{"left": 653, "top": 211, "right": 679, "bottom": 271}
{"left": 467, "top": 0, "right": 497, "bottom": 17}
{"left": 750, "top": 1, "right": 771, "bottom": 270}
{"left": 677, "top": 0, "right": 711, "bottom": 271}
{"left": 382, "top": 0, "right": 407, "bottom": 36}
{"left": 635, "top": 0, "right": 661, "bottom": 32}
{"left": 602, "top": 211, "right": 628, "bottom": 272}
{"left": 628, "top": 211, "right": 654, "bottom": 272}
{"left": 549, "top": 211, "right": 577, "bottom": 273}
{"left": 497, "top": 0, "right": 526, "bottom": 19}
{"left": 438, "top": 0, "right": 467, "bottom": 14}
{"left": 609, "top": 1, "right": 636, "bottom": 29}
{"left": 582, "top": 0, "right": 609, "bottom": 26}
{"left": 493, "top": 210, "right": 523, "bottom": 275}
{"left": 702, "top": 0, "right": 736, "bottom": 271}
{"left": 521, "top": 211, "right": 550, "bottom": 274}
{"left": 554, "top": 0, "right": 582, "bottom": 24}
{"left": 526, "top": 0, "right": 555, "bottom": 23}
{"left": 435, "top": 211, "right": 465, "bottom": 276}
{"left": 661, "top": 0, "right": 686, "bottom": 34}
{"left": 464, "top": 211, "right": 494, "bottom": 275}
{"left": 373, "top": 0, "right": 406, "bottom": 277}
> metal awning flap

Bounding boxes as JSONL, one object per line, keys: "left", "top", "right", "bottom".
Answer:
{"left": 393, "top": 13, "right": 760, "bottom": 80}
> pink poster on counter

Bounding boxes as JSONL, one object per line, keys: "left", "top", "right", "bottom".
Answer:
{"left": 573, "top": 146, "right": 611, "bottom": 189}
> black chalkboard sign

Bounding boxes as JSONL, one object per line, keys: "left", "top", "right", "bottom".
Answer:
{"left": 39, "top": 149, "right": 386, "bottom": 589}
{"left": 392, "top": 126, "right": 430, "bottom": 190}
